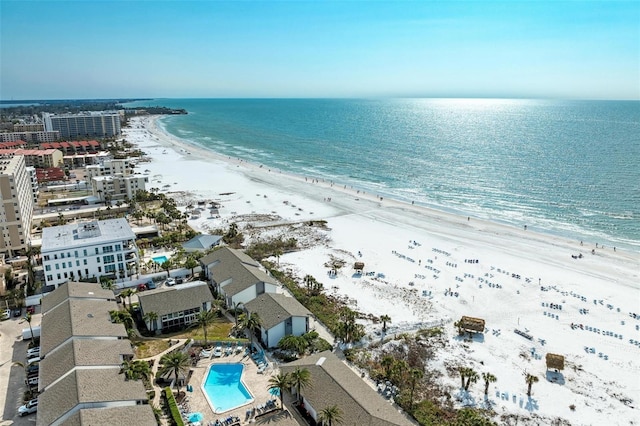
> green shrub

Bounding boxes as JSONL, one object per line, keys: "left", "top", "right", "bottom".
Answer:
{"left": 163, "top": 387, "right": 185, "bottom": 426}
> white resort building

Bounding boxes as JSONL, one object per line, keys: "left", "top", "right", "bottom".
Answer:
{"left": 41, "top": 218, "right": 139, "bottom": 287}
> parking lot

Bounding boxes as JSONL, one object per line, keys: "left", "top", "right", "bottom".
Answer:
{"left": 0, "top": 309, "right": 41, "bottom": 425}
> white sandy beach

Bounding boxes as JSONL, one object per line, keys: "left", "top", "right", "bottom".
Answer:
{"left": 124, "top": 116, "right": 640, "bottom": 425}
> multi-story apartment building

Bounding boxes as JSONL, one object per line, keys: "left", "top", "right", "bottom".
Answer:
{"left": 85, "top": 158, "right": 132, "bottom": 180}
{"left": 0, "top": 154, "right": 34, "bottom": 256}
{"left": 0, "top": 149, "right": 64, "bottom": 168}
{"left": 13, "top": 123, "right": 44, "bottom": 132}
{"left": 43, "top": 112, "right": 121, "bottom": 139}
{"left": 41, "top": 218, "right": 139, "bottom": 287}
{"left": 92, "top": 175, "right": 148, "bottom": 202}
{"left": 0, "top": 131, "right": 60, "bottom": 143}
{"left": 25, "top": 167, "right": 39, "bottom": 203}
{"left": 86, "top": 159, "right": 147, "bottom": 201}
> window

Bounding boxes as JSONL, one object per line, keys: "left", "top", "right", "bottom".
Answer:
{"left": 74, "top": 250, "right": 78, "bottom": 257}
{"left": 115, "top": 244, "right": 121, "bottom": 251}
{"left": 105, "top": 264, "right": 116, "bottom": 273}
{"left": 83, "top": 249, "right": 87, "bottom": 256}
{"left": 68, "top": 262, "right": 72, "bottom": 268}
{"left": 103, "top": 255, "right": 115, "bottom": 264}
{"left": 76, "top": 260, "right": 80, "bottom": 266}
{"left": 117, "top": 253, "right": 123, "bottom": 262}
{"left": 103, "top": 245, "right": 113, "bottom": 253}
{"left": 95, "top": 248, "right": 99, "bottom": 254}
{"left": 61, "top": 253, "right": 65, "bottom": 259}
{"left": 46, "top": 275, "right": 53, "bottom": 281}
{"left": 83, "top": 259, "right": 87, "bottom": 265}
{"left": 44, "top": 255, "right": 50, "bottom": 261}
{"left": 45, "top": 265, "right": 51, "bottom": 271}
{"left": 98, "top": 266, "right": 102, "bottom": 273}
{"left": 54, "top": 254, "right": 58, "bottom": 260}
{"left": 57, "top": 273, "right": 61, "bottom": 279}
{"left": 55, "top": 264, "right": 59, "bottom": 270}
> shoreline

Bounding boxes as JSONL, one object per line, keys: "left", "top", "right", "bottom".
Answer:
{"left": 123, "top": 115, "right": 639, "bottom": 425}
{"left": 146, "top": 114, "right": 637, "bottom": 264}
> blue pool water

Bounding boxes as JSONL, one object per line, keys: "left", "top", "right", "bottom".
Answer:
{"left": 152, "top": 255, "right": 168, "bottom": 264}
{"left": 202, "top": 363, "right": 253, "bottom": 413}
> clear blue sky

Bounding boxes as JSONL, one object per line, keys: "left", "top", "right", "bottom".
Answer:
{"left": 1, "top": 1, "right": 638, "bottom": 100}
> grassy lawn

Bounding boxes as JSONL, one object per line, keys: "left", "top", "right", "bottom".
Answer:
{"left": 132, "top": 317, "right": 241, "bottom": 358}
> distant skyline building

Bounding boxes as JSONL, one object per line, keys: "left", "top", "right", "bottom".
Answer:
{"left": 0, "top": 154, "right": 34, "bottom": 256}
{"left": 41, "top": 218, "right": 139, "bottom": 287}
{"left": 0, "top": 130, "right": 60, "bottom": 143}
{"left": 43, "top": 111, "right": 121, "bottom": 139}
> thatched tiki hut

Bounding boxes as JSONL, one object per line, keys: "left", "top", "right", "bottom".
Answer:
{"left": 546, "top": 353, "right": 565, "bottom": 371}
{"left": 354, "top": 262, "right": 365, "bottom": 274}
{"left": 458, "top": 316, "right": 485, "bottom": 334}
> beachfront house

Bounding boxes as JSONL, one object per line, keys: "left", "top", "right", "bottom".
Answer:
{"left": 182, "top": 234, "right": 222, "bottom": 253}
{"left": 199, "top": 247, "right": 279, "bottom": 308}
{"left": 37, "top": 282, "right": 156, "bottom": 426}
{"left": 137, "top": 280, "right": 214, "bottom": 334}
{"left": 243, "top": 293, "right": 311, "bottom": 348}
{"left": 281, "top": 351, "right": 414, "bottom": 426}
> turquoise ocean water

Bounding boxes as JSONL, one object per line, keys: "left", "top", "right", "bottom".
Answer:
{"left": 123, "top": 99, "right": 640, "bottom": 251}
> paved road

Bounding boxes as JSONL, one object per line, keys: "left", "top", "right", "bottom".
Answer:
{"left": 0, "top": 311, "right": 41, "bottom": 425}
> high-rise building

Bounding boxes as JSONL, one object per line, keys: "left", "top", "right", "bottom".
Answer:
{"left": 0, "top": 154, "right": 34, "bottom": 256}
{"left": 43, "top": 112, "right": 121, "bottom": 139}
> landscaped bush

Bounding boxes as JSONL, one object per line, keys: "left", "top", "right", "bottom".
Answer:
{"left": 163, "top": 386, "right": 185, "bottom": 426}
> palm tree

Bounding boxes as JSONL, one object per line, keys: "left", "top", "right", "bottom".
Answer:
{"left": 161, "top": 259, "right": 173, "bottom": 278}
{"left": 143, "top": 311, "right": 158, "bottom": 333}
{"left": 289, "top": 367, "right": 311, "bottom": 403}
{"left": 267, "top": 372, "right": 290, "bottom": 409}
{"left": 464, "top": 368, "right": 479, "bottom": 391}
{"left": 278, "top": 335, "right": 308, "bottom": 356}
{"left": 482, "top": 372, "right": 497, "bottom": 396}
{"left": 318, "top": 404, "right": 344, "bottom": 426}
{"left": 110, "top": 310, "right": 134, "bottom": 330}
{"left": 380, "top": 314, "right": 391, "bottom": 333}
{"left": 121, "top": 359, "right": 153, "bottom": 382}
{"left": 158, "top": 351, "right": 191, "bottom": 393}
{"left": 409, "top": 368, "right": 424, "bottom": 410}
{"left": 239, "top": 312, "right": 262, "bottom": 339}
{"left": 184, "top": 255, "right": 198, "bottom": 277}
{"left": 525, "top": 373, "right": 539, "bottom": 397}
{"left": 380, "top": 355, "right": 395, "bottom": 379}
{"left": 194, "top": 309, "right": 216, "bottom": 346}
{"left": 20, "top": 313, "right": 34, "bottom": 340}
{"left": 231, "top": 301, "right": 242, "bottom": 329}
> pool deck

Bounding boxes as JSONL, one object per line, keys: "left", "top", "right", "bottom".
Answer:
{"left": 182, "top": 349, "right": 293, "bottom": 425}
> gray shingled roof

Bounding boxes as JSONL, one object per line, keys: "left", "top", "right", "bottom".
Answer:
{"left": 244, "top": 293, "right": 311, "bottom": 330}
{"left": 281, "top": 351, "right": 414, "bottom": 426}
{"left": 41, "top": 281, "right": 116, "bottom": 313}
{"left": 182, "top": 234, "right": 222, "bottom": 251}
{"left": 40, "top": 298, "right": 127, "bottom": 356}
{"left": 39, "top": 339, "right": 133, "bottom": 388}
{"left": 199, "top": 246, "right": 259, "bottom": 269}
{"left": 75, "top": 405, "right": 157, "bottom": 426}
{"left": 201, "top": 247, "right": 279, "bottom": 297}
{"left": 137, "top": 281, "right": 213, "bottom": 317}
{"left": 36, "top": 369, "right": 149, "bottom": 426}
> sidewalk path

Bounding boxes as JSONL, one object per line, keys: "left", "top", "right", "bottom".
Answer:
{"left": 140, "top": 339, "right": 189, "bottom": 408}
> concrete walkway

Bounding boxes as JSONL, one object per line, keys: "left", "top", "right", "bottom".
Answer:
{"left": 140, "top": 338, "right": 189, "bottom": 408}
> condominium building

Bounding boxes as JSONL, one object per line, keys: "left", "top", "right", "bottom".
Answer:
{"left": 86, "top": 158, "right": 147, "bottom": 201}
{"left": 43, "top": 112, "right": 121, "bottom": 139}
{"left": 41, "top": 219, "right": 139, "bottom": 287}
{"left": 0, "top": 131, "right": 60, "bottom": 143}
{"left": 0, "top": 148, "right": 64, "bottom": 168}
{"left": 26, "top": 166, "right": 39, "bottom": 203}
{"left": 91, "top": 175, "right": 148, "bottom": 202}
{"left": 0, "top": 154, "right": 34, "bottom": 256}
{"left": 13, "top": 123, "right": 44, "bottom": 132}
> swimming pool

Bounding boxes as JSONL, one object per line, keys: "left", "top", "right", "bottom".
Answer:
{"left": 152, "top": 255, "right": 168, "bottom": 264}
{"left": 202, "top": 363, "right": 254, "bottom": 413}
